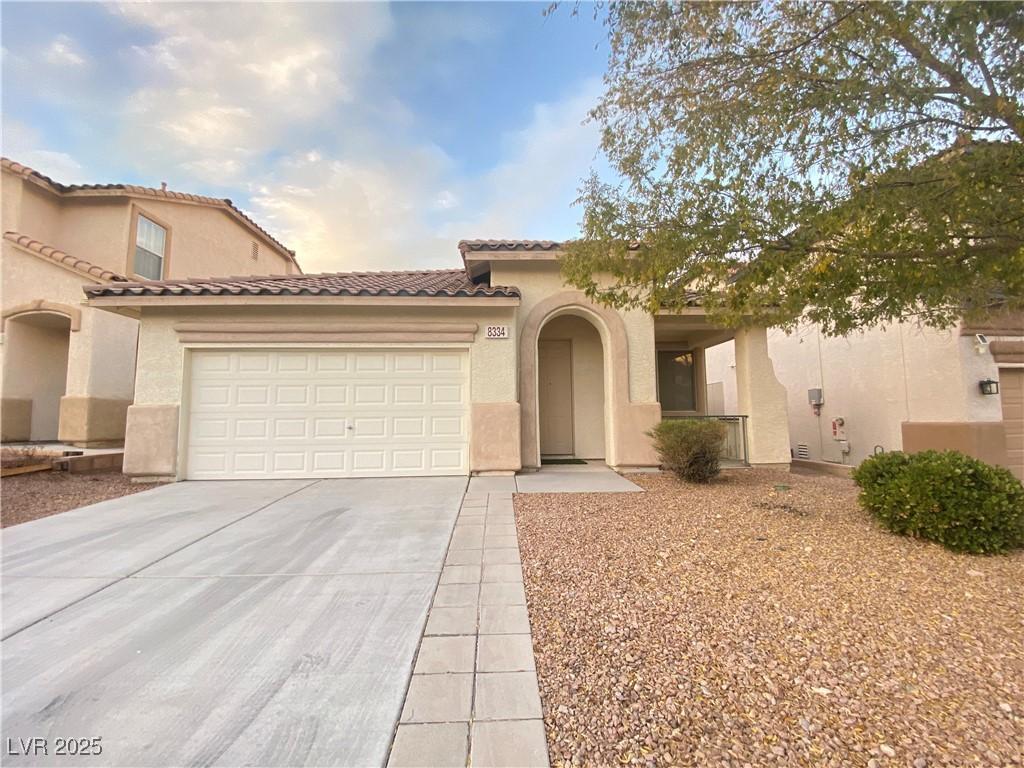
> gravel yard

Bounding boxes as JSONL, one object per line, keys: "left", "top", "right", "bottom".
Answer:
{"left": 1, "top": 471, "right": 160, "bottom": 528}
{"left": 515, "top": 469, "right": 1023, "bottom": 767}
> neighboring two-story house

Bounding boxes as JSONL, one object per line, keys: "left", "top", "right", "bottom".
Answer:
{"left": 1, "top": 157, "right": 300, "bottom": 446}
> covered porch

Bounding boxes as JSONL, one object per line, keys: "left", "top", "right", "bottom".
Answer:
{"left": 653, "top": 310, "right": 790, "bottom": 467}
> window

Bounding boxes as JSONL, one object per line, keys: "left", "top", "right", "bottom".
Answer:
{"left": 657, "top": 350, "right": 697, "bottom": 412}
{"left": 134, "top": 215, "right": 166, "bottom": 279}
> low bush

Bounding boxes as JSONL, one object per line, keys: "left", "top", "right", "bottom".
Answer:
{"left": 853, "top": 450, "right": 1024, "bottom": 554}
{"left": 648, "top": 419, "right": 727, "bottom": 483}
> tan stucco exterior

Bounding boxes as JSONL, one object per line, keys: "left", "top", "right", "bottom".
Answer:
{"left": 705, "top": 317, "right": 1018, "bottom": 475}
{"left": 1, "top": 159, "right": 300, "bottom": 445}
{"left": 98, "top": 245, "right": 793, "bottom": 479}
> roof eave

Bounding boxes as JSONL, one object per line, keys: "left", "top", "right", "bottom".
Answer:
{"left": 84, "top": 294, "right": 521, "bottom": 310}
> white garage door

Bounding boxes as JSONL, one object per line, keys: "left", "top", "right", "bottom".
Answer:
{"left": 186, "top": 348, "right": 468, "bottom": 479}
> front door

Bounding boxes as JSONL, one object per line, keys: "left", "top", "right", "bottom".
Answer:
{"left": 538, "top": 339, "right": 573, "bottom": 455}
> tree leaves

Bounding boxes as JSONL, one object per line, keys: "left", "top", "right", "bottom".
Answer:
{"left": 566, "top": 1, "right": 1024, "bottom": 334}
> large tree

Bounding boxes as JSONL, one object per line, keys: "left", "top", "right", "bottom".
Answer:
{"left": 563, "top": 1, "right": 1024, "bottom": 334}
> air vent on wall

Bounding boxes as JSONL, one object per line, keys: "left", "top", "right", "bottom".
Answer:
{"left": 796, "top": 443, "right": 810, "bottom": 459}
{"left": 251, "top": 241, "right": 259, "bottom": 261}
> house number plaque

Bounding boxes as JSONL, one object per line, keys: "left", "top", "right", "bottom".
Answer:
{"left": 485, "top": 325, "right": 509, "bottom": 339}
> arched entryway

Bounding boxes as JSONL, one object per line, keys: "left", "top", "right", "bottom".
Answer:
{"left": 537, "top": 313, "right": 607, "bottom": 460}
{"left": 1, "top": 311, "right": 72, "bottom": 440}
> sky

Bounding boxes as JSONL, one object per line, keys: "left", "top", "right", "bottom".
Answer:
{"left": 1, "top": 1, "right": 610, "bottom": 273}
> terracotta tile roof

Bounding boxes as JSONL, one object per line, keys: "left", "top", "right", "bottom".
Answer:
{"left": 1, "top": 157, "right": 299, "bottom": 271}
{"left": 458, "top": 239, "right": 564, "bottom": 254}
{"left": 4, "top": 231, "right": 127, "bottom": 282}
{"left": 84, "top": 269, "right": 519, "bottom": 299}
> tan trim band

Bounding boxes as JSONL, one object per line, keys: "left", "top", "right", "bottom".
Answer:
{"left": 174, "top": 321, "right": 480, "bottom": 344}
{"left": 177, "top": 332, "right": 477, "bottom": 343}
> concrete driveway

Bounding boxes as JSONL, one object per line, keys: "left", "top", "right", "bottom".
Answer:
{"left": 1, "top": 477, "right": 465, "bottom": 766}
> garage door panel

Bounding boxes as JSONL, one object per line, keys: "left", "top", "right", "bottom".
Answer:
{"left": 186, "top": 349, "right": 469, "bottom": 479}
{"left": 1000, "top": 368, "right": 1023, "bottom": 481}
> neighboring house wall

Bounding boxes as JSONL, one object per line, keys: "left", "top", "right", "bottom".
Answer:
{"left": 0, "top": 242, "right": 139, "bottom": 444}
{"left": 1, "top": 160, "right": 299, "bottom": 445}
{"left": 3, "top": 317, "right": 70, "bottom": 441}
{"left": 705, "top": 320, "right": 1007, "bottom": 468}
{"left": 122, "top": 199, "right": 296, "bottom": 279}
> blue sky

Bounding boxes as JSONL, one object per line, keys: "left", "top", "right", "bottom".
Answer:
{"left": 1, "top": 2, "right": 610, "bottom": 272}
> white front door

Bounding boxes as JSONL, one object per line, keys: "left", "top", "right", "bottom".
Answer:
{"left": 186, "top": 348, "right": 468, "bottom": 479}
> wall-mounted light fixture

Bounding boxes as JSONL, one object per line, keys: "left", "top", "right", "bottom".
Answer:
{"left": 979, "top": 378, "right": 1000, "bottom": 395}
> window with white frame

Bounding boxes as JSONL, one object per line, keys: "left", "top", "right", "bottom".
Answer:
{"left": 657, "top": 350, "right": 697, "bottom": 412}
{"left": 134, "top": 215, "right": 166, "bottom": 280}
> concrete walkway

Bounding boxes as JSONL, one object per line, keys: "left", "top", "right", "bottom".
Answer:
{"left": 388, "top": 488, "right": 549, "bottom": 768}
{"left": 1, "top": 478, "right": 465, "bottom": 767}
{"left": 469, "top": 462, "right": 644, "bottom": 494}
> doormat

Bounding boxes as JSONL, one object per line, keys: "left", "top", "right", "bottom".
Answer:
{"left": 541, "top": 458, "right": 588, "bottom": 465}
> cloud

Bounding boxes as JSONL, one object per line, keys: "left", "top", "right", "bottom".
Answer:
{"left": 444, "top": 78, "right": 605, "bottom": 238}
{"left": 245, "top": 81, "right": 603, "bottom": 273}
{"left": 110, "top": 2, "right": 393, "bottom": 182}
{"left": 3, "top": 4, "right": 606, "bottom": 274}
{"left": 0, "top": 121, "right": 89, "bottom": 183}
{"left": 43, "top": 34, "right": 87, "bottom": 67}
{"left": 247, "top": 147, "right": 458, "bottom": 273}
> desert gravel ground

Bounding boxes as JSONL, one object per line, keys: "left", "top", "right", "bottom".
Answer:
{"left": 515, "top": 469, "right": 1023, "bottom": 767}
{"left": 1, "top": 471, "right": 159, "bottom": 527}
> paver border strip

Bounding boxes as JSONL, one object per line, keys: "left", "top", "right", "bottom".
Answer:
{"left": 388, "top": 488, "right": 550, "bottom": 768}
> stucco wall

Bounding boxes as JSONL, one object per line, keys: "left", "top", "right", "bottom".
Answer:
{"left": 2, "top": 317, "right": 70, "bottom": 440}
{"left": 127, "top": 302, "right": 520, "bottom": 477}
{"left": 125, "top": 199, "right": 296, "bottom": 278}
{"left": 133, "top": 304, "right": 519, "bottom": 406}
{"left": 539, "top": 314, "right": 606, "bottom": 459}
{"left": 704, "top": 341, "right": 738, "bottom": 415}
{"left": 490, "top": 262, "right": 657, "bottom": 403}
{"left": 2, "top": 244, "right": 139, "bottom": 399}
{"left": 706, "top": 320, "right": 1005, "bottom": 465}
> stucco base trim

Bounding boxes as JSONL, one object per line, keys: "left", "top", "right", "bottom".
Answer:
{"left": 123, "top": 404, "right": 180, "bottom": 477}
{"left": 901, "top": 421, "right": 1009, "bottom": 469}
{"left": 791, "top": 458, "right": 852, "bottom": 477}
{"left": 58, "top": 397, "right": 131, "bottom": 444}
{"left": 1, "top": 398, "right": 32, "bottom": 441}
{"left": 470, "top": 402, "right": 522, "bottom": 473}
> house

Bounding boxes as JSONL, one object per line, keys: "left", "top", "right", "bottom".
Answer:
{"left": 704, "top": 315, "right": 1023, "bottom": 480}
{"left": 83, "top": 240, "right": 792, "bottom": 481}
{"left": 0, "top": 158, "right": 301, "bottom": 446}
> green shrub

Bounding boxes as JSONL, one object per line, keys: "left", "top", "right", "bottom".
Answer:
{"left": 853, "top": 450, "right": 1024, "bottom": 554}
{"left": 648, "top": 419, "right": 727, "bottom": 483}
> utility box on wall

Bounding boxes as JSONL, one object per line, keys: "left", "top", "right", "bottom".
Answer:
{"left": 831, "top": 417, "right": 847, "bottom": 441}
{"left": 807, "top": 388, "right": 824, "bottom": 406}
